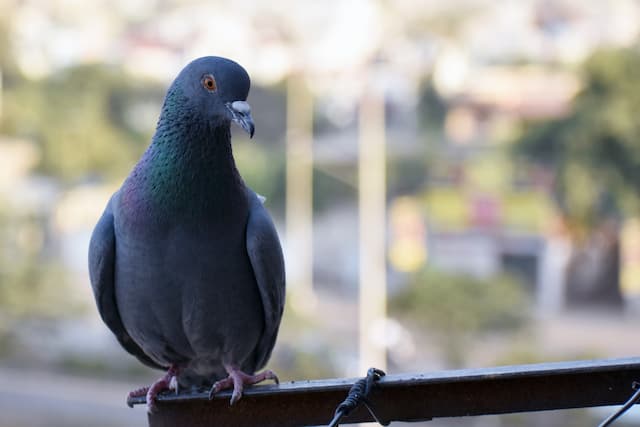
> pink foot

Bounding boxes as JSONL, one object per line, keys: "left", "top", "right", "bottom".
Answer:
{"left": 126, "top": 385, "right": 149, "bottom": 408}
{"left": 208, "top": 365, "right": 279, "bottom": 404}
{"left": 127, "top": 365, "right": 179, "bottom": 413}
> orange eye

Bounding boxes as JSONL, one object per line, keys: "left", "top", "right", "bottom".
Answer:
{"left": 202, "top": 74, "right": 217, "bottom": 92}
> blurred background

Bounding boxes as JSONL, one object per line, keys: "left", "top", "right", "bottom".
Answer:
{"left": 1, "top": 0, "right": 640, "bottom": 426}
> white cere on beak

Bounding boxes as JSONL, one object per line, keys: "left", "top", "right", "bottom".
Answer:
{"left": 231, "top": 101, "right": 251, "bottom": 115}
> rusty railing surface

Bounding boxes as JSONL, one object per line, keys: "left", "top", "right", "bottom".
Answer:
{"left": 127, "top": 357, "right": 640, "bottom": 427}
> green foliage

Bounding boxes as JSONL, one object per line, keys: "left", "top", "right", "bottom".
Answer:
{"left": 514, "top": 47, "right": 640, "bottom": 228}
{"left": 392, "top": 269, "right": 529, "bottom": 333}
{"left": 387, "top": 155, "right": 429, "bottom": 194}
{"left": 390, "top": 268, "right": 530, "bottom": 366}
{"left": 0, "top": 206, "right": 80, "bottom": 320}
{"left": 0, "top": 202, "right": 87, "bottom": 363}
{"left": 417, "top": 79, "right": 447, "bottom": 135}
{"left": 270, "top": 343, "right": 337, "bottom": 381}
{"left": 418, "top": 77, "right": 448, "bottom": 144}
{"left": 233, "top": 139, "right": 286, "bottom": 212}
{"left": 0, "top": 17, "right": 20, "bottom": 82}
{"left": 1, "top": 65, "right": 163, "bottom": 180}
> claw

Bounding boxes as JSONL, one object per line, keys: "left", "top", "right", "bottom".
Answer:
{"left": 169, "top": 375, "right": 179, "bottom": 396}
{"left": 127, "top": 365, "right": 179, "bottom": 413}
{"left": 209, "top": 376, "right": 233, "bottom": 400}
{"left": 208, "top": 366, "right": 279, "bottom": 405}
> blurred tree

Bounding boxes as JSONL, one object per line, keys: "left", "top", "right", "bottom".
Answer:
{"left": 0, "top": 203, "right": 77, "bottom": 317}
{"left": 0, "top": 16, "right": 20, "bottom": 84}
{"left": 390, "top": 269, "right": 529, "bottom": 367}
{"left": 1, "top": 65, "right": 163, "bottom": 181}
{"left": 418, "top": 80, "right": 447, "bottom": 134}
{"left": 233, "top": 139, "right": 286, "bottom": 214}
{"left": 514, "top": 48, "right": 640, "bottom": 307}
{"left": 0, "top": 201, "right": 81, "bottom": 358}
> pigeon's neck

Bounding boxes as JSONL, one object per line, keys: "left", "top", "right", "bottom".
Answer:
{"left": 124, "top": 99, "right": 245, "bottom": 220}
{"left": 151, "top": 125, "right": 241, "bottom": 190}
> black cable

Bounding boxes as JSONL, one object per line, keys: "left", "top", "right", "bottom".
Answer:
{"left": 328, "top": 367, "right": 388, "bottom": 427}
{"left": 598, "top": 381, "right": 640, "bottom": 427}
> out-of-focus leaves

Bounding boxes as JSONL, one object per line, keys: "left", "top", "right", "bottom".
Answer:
{"left": 392, "top": 269, "right": 529, "bottom": 333}
{"left": 1, "top": 65, "right": 163, "bottom": 181}
{"left": 0, "top": 204, "right": 81, "bottom": 319}
{"left": 514, "top": 48, "right": 640, "bottom": 229}
{"left": 418, "top": 80, "right": 447, "bottom": 133}
{"left": 233, "top": 139, "right": 286, "bottom": 213}
{"left": 390, "top": 268, "right": 530, "bottom": 366}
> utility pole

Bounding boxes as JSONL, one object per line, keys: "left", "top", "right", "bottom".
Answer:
{"left": 358, "top": 74, "right": 387, "bottom": 373}
{"left": 0, "top": 68, "right": 3, "bottom": 120}
{"left": 285, "top": 73, "right": 316, "bottom": 312}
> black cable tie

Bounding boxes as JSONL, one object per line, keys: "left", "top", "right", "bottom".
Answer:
{"left": 328, "top": 367, "right": 388, "bottom": 427}
{"left": 598, "top": 381, "right": 640, "bottom": 427}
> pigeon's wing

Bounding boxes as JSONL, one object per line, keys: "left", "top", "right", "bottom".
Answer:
{"left": 245, "top": 190, "right": 286, "bottom": 370}
{"left": 88, "top": 193, "right": 164, "bottom": 370}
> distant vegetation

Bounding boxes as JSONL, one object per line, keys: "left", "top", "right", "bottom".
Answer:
{"left": 391, "top": 268, "right": 530, "bottom": 367}
{"left": 1, "top": 64, "right": 163, "bottom": 181}
{"left": 514, "top": 47, "right": 640, "bottom": 306}
{"left": 516, "top": 48, "right": 640, "bottom": 229}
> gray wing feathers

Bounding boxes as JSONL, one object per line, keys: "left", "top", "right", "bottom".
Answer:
{"left": 246, "top": 190, "right": 286, "bottom": 370}
{"left": 88, "top": 194, "right": 163, "bottom": 370}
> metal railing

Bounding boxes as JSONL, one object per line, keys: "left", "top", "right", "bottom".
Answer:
{"left": 128, "top": 357, "right": 640, "bottom": 427}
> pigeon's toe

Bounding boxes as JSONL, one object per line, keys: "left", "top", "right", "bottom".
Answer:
{"left": 126, "top": 386, "right": 149, "bottom": 408}
{"left": 208, "top": 365, "right": 280, "bottom": 405}
{"left": 137, "top": 365, "right": 179, "bottom": 413}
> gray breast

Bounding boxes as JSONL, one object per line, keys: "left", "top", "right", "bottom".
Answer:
{"left": 113, "top": 215, "right": 265, "bottom": 379}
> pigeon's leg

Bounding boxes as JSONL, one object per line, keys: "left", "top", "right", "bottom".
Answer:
{"left": 126, "top": 364, "right": 179, "bottom": 413}
{"left": 208, "top": 365, "right": 279, "bottom": 405}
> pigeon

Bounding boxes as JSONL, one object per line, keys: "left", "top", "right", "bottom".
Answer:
{"left": 88, "top": 56, "right": 286, "bottom": 412}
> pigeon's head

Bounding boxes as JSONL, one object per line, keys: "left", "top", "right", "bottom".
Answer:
{"left": 171, "top": 56, "right": 254, "bottom": 138}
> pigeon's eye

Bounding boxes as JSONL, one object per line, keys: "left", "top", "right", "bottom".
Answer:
{"left": 202, "top": 75, "right": 217, "bottom": 92}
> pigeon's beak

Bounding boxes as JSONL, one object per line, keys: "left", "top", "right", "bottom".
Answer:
{"left": 226, "top": 101, "right": 255, "bottom": 138}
